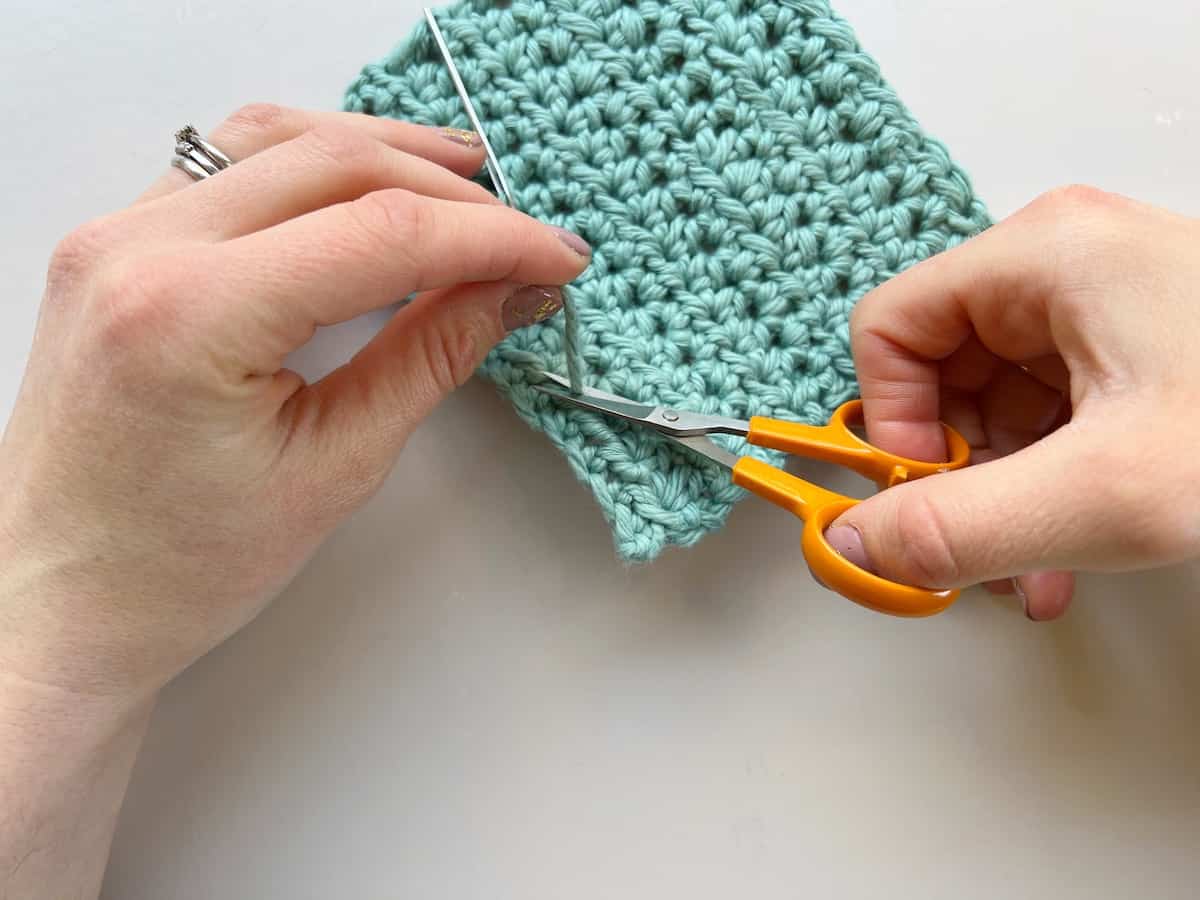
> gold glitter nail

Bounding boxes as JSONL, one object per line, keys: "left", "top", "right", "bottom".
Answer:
{"left": 438, "top": 127, "right": 480, "bottom": 147}
{"left": 502, "top": 286, "right": 564, "bottom": 331}
{"left": 530, "top": 296, "right": 561, "bottom": 323}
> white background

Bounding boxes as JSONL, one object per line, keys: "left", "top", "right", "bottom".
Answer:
{"left": 2, "top": 1, "right": 1199, "bottom": 897}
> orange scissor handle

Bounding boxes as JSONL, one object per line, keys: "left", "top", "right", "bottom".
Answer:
{"left": 747, "top": 400, "right": 971, "bottom": 489}
{"left": 732, "top": 457, "right": 959, "bottom": 617}
{"left": 731, "top": 400, "right": 972, "bottom": 617}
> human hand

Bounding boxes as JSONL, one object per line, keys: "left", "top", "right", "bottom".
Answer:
{"left": 826, "top": 186, "right": 1200, "bottom": 620}
{"left": 0, "top": 105, "right": 590, "bottom": 701}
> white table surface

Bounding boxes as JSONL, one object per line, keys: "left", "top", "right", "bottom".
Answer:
{"left": 3, "top": 2, "right": 1199, "bottom": 897}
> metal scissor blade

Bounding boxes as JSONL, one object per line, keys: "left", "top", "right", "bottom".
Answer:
{"left": 535, "top": 371, "right": 648, "bottom": 406}
{"left": 533, "top": 377, "right": 659, "bottom": 423}
{"left": 532, "top": 374, "right": 740, "bottom": 470}
{"left": 533, "top": 372, "right": 750, "bottom": 439}
{"left": 669, "top": 435, "right": 739, "bottom": 471}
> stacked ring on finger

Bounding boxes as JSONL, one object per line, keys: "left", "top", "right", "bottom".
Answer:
{"left": 171, "top": 125, "right": 234, "bottom": 181}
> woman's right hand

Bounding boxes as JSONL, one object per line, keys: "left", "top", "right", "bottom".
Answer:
{"left": 826, "top": 186, "right": 1200, "bottom": 620}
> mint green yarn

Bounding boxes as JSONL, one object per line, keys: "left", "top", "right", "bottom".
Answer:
{"left": 344, "top": 0, "right": 990, "bottom": 562}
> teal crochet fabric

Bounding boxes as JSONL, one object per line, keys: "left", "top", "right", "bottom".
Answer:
{"left": 344, "top": 0, "right": 990, "bottom": 562}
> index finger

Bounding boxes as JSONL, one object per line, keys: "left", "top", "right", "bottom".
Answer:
{"left": 140, "top": 105, "right": 486, "bottom": 202}
{"left": 206, "top": 188, "right": 590, "bottom": 372}
{"left": 850, "top": 208, "right": 1061, "bottom": 461}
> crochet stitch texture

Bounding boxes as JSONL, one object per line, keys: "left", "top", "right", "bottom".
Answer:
{"left": 344, "top": 0, "right": 990, "bottom": 562}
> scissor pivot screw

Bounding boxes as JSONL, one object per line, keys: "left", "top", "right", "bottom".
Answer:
{"left": 660, "top": 411, "right": 679, "bottom": 422}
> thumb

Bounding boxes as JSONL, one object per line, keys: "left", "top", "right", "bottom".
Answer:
{"left": 823, "top": 425, "right": 1127, "bottom": 590}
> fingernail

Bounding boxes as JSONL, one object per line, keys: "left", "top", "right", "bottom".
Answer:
{"left": 438, "top": 127, "right": 480, "bottom": 147}
{"left": 546, "top": 225, "right": 591, "bottom": 257}
{"left": 1013, "top": 577, "right": 1033, "bottom": 620}
{"left": 502, "top": 285, "right": 563, "bottom": 331}
{"left": 824, "top": 525, "right": 875, "bottom": 574}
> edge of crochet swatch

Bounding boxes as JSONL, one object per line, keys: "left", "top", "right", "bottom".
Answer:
{"left": 344, "top": 0, "right": 991, "bottom": 562}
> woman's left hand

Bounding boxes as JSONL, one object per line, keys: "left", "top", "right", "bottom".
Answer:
{"left": 0, "top": 105, "right": 590, "bottom": 707}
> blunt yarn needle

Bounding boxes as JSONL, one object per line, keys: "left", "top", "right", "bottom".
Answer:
{"left": 423, "top": 8, "right": 513, "bottom": 207}
{"left": 348, "top": 0, "right": 991, "bottom": 561}
{"left": 423, "top": 6, "right": 585, "bottom": 395}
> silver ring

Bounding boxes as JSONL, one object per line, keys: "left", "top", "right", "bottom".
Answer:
{"left": 171, "top": 155, "right": 213, "bottom": 181}
{"left": 171, "top": 125, "right": 233, "bottom": 181}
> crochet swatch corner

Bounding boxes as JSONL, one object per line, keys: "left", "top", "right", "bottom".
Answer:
{"left": 344, "top": 0, "right": 990, "bottom": 562}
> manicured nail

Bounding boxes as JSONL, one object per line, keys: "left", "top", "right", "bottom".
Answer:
{"left": 546, "top": 225, "right": 591, "bottom": 256}
{"left": 502, "top": 285, "right": 563, "bottom": 331}
{"left": 824, "top": 525, "right": 874, "bottom": 574}
{"left": 438, "top": 127, "right": 480, "bottom": 147}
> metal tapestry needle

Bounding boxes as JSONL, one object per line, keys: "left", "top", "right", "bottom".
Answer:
{"left": 423, "top": 6, "right": 584, "bottom": 394}
{"left": 423, "top": 7, "right": 515, "bottom": 208}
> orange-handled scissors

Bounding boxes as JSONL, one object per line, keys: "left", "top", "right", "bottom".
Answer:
{"left": 535, "top": 373, "right": 971, "bottom": 617}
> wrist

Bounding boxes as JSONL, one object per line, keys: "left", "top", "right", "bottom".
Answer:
{"left": 0, "top": 530, "right": 155, "bottom": 761}
{"left": 0, "top": 592, "right": 157, "bottom": 757}
{"left": 0, "top": 506, "right": 156, "bottom": 710}
{"left": 0, "top": 662, "right": 155, "bottom": 899}
{"left": 0, "top": 664, "right": 157, "bottom": 764}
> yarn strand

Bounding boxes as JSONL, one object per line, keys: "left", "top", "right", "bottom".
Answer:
{"left": 560, "top": 286, "right": 585, "bottom": 394}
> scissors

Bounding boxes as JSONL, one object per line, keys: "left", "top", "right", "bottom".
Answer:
{"left": 534, "top": 374, "right": 971, "bottom": 617}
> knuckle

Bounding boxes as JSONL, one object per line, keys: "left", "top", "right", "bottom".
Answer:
{"left": 1020, "top": 184, "right": 1133, "bottom": 283}
{"left": 299, "top": 124, "right": 376, "bottom": 169}
{"left": 222, "top": 102, "right": 288, "bottom": 138}
{"left": 892, "top": 490, "right": 963, "bottom": 588}
{"left": 346, "top": 189, "right": 426, "bottom": 262}
{"left": 47, "top": 217, "right": 117, "bottom": 286}
{"left": 1026, "top": 184, "right": 1121, "bottom": 239}
{"left": 457, "top": 207, "right": 532, "bottom": 286}
{"left": 492, "top": 214, "right": 537, "bottom": 282}
{"left": 417, "top": 319, "right": 485, "bottom": 395}
{"left": 88, "top": 256, "right": 182, "bottom": 350}
{"left": 1038, "top": 183, "right": 1119, "bottom": 213}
